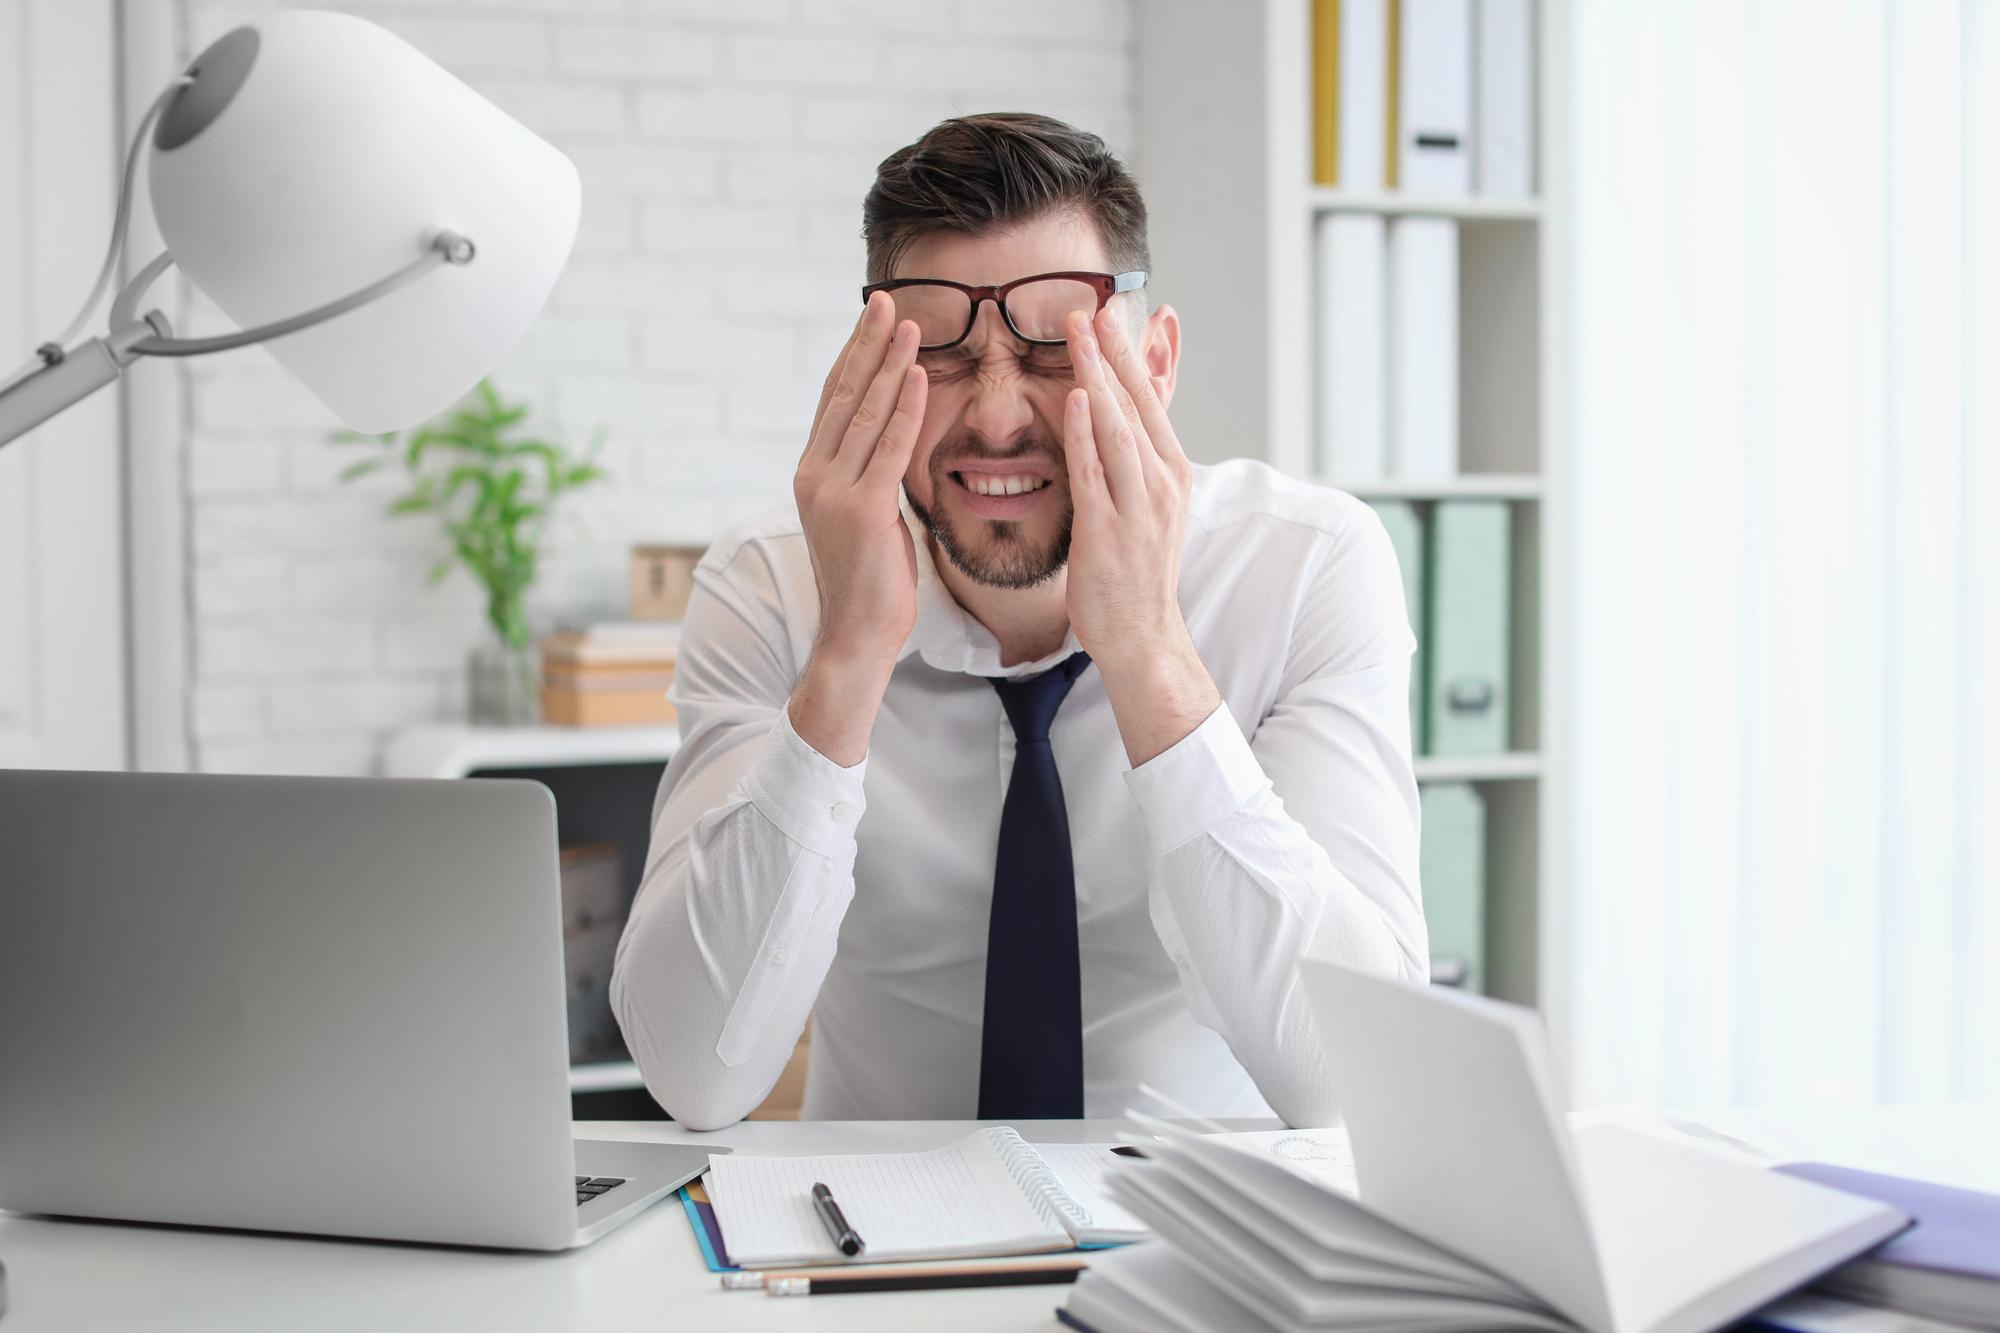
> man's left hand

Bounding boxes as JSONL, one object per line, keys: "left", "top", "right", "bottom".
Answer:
{"left": 1062, "top": 304, "right": 1223, "bottom": 767}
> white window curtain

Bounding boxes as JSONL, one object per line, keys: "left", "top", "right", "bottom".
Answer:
{"left": 1562, "top": 0, "right": 1999, "bottom": 1109}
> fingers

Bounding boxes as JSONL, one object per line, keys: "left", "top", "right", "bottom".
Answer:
{"left": 832, "top": 317, "right": 922, "bottom": 482}
{"left": 805, "top": 337, "right": 857, "bottom": 464}
{"left": 1088, "top": 308, "right": 1148, "bottom": 443}
{"left": 1067, "top": 311, "right": 1148, "bottom": 506}
{"left": 805, "top": 291, "right": 898, "bottom": 469}
{"left": 1094, "top": 303, "right": 1188, "bottom": 469}
{"left": 1063, "top": 386, "right": 1109, "bottom": 517}
{"left": 861, "top": 365, "right": 927, "bottom": 494}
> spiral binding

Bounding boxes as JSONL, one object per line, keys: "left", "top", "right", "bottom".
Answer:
{"left": 982, "top": 1126, "right": 1093, "bottom": 1238}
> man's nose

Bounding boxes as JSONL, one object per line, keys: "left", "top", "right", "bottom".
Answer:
{"left": 961, "top": 305, "right": 1035, "bottom": 446}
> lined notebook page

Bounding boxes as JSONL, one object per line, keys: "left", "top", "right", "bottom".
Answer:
{"left": 1031, "top": 1144, "right": 1148, "bottom": 1239}
{"left": 705, "top": 1130, "right": 1071, "bottom": 1268}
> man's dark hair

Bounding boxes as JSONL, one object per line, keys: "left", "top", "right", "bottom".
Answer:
{"left": 862, "top": 113, "right": 1150, "bottom": 284}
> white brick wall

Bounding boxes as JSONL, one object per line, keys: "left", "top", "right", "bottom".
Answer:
{"left": 172, "top": 0, "right": 1134, "bottom": 775}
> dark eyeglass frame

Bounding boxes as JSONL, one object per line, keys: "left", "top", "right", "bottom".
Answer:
{"left": 858, "top": 270, "right": 1149, "bottom": 351}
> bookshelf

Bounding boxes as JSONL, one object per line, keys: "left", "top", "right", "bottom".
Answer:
{"left": 1137, "top": 0, "right": 1564, "bottom": 1008}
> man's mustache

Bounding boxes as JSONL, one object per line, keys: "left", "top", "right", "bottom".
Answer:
{"left": 927, "top": 431, "right": 1068, "bottom": 476}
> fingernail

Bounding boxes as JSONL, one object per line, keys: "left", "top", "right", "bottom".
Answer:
{"left": 1080, "top": 337, "right": 1098, "bottom": 363}
{"left": 892, "top": 322, "right": 910, "bottom": 345}
{"left": 1102, "top": 304, "right": 1120, "bottom": 332}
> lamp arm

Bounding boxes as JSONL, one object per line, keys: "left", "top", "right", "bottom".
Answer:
{"left": 0, "top": 230, "right": 475, "bottom": 449}
{"left": 0, "top": 341, "right": 128, "bottom": 447}
{"left": 122, "top": 230, "right": 475, "bottom": 358}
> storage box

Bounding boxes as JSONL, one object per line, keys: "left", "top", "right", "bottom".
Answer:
{"left": 541, "top": 686, "right": 676, "bottom": 727}
{"left": 629, "top": 545, "right": 704, "bottom": 622}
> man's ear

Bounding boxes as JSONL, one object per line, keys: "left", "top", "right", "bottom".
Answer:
{"left": 1141, "top": 304, "right": 1181, "bottom": 409}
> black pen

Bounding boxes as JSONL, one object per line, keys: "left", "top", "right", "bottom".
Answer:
{"left": 810, "top": 1181, "right": 864, "bottom": 1256}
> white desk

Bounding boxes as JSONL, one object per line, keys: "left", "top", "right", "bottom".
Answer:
{"left": 6, "top": 1107, "right": 1996, "bottom": 1330}
{"left": 0, "top": 1119, "right": 1180, "bottom": 1332}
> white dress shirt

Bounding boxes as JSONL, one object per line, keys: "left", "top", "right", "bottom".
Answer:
{"left": 611, "top": 458, "right": 1427, "bottom": 1131}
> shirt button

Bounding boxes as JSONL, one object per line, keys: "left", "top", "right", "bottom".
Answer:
{"left": 770, "top": 948, "right": 788, "bottom": 966}
{"left": 829, "top": 802, "right": 852, "bottom": 821}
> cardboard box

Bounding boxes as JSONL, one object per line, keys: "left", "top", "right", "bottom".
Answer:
{"left": 629, "top": 545, "right": 704, "bottom": 621}
{"left": 541, "top": 687, "right": 676, "bottom": 727}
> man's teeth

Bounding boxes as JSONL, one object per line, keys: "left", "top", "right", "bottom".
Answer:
{"left": 963, "top": 474, "right": 1047, "bottom": 497}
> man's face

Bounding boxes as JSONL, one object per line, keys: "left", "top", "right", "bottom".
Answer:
{"left": 896, "top": 214, "right": 1129, "bottom": 589}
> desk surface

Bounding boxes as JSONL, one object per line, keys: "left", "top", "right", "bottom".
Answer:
{"left": 5, "top": 1108, "right": 1998, "bottom": 1331}
{"left": 0, "top": 1119, "right": 1163, "bottom": 1333}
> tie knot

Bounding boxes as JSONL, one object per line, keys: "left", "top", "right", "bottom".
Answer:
{"left": 988, "top": 651, "right": 1092, "bottom": 745}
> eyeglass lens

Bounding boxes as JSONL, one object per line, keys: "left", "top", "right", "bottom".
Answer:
{"left": 888, "top": 278, "right": 1104, "bottom": 348}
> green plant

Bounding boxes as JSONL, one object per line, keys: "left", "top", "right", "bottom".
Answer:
{"left": 335, "top": 379, "right": 608, "bottom": 655}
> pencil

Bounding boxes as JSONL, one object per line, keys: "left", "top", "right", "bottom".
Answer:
{"left": 753, "top": 1256, "right": 1093, "bottom": 1296}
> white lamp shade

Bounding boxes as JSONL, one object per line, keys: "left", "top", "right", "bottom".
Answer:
{"left": 148, "top": 11, "right": 580, "bottom": 433}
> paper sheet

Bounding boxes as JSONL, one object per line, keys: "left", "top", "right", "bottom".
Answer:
{"left": 704, "top": 1130, "right": 1070, "bottom": 1268}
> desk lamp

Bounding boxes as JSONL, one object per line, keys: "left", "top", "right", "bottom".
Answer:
{"left": 0, "top": 9, "right": 580, "bottom": 446}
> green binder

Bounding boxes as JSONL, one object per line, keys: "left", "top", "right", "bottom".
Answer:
{"left": 1367, "top": 499, "right": 1426, "bottom": 752}
{"left": 1425, "top": 500, "right": 1510, "bottom": 755}
{"left": 1419, "top": 781, "right": 1485, "bottom": 990}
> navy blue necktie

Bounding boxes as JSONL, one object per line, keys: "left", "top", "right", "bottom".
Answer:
{"left": 978, "top": 650, "right": 1093, "bottom": 1120}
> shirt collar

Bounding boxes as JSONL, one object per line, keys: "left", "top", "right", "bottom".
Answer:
{"left": 899, "top": 495, "right": 1084, "bottom": 680}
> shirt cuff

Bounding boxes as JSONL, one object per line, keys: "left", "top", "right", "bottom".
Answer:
{"left": 740, "top": 707, "right": 868, "bottom": 860}
{"left": 1122, "top": 702, "right": 1272, "bottom": 857}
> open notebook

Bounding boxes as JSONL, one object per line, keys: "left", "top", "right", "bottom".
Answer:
{"left": 1064, "top": 963, "right": 1910, "bottom": 1333}
{"left": 703, "top": 1127, "right": 1146, "bottom": 1268}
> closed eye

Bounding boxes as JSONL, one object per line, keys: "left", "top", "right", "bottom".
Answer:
{"left": 916, "top": 351, "right": 978, "bottom": 385}
{"left": 916, "top": 343, "right": 1076, "bottom": 384}
{"left": 1022, "top": 348, "right": 1076, "bottom": 380}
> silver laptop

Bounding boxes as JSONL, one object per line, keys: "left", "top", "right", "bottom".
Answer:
{"left": 0, "top": 768, "right": 724, "bottom": 1250}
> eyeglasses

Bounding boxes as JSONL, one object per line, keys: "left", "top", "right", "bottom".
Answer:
{"left": 859, "top": 270, "right": 1148, "bottom": 351}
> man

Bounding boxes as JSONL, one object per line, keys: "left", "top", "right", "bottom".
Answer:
{"left": 613, "top": 114, "right": 1425, "bottom": 1132}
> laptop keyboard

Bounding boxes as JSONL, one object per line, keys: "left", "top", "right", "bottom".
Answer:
{"left": 575, "top": 1175, "right": 627, "bottom": 1206}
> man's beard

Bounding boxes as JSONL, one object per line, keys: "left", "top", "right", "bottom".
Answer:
{"left": 904, "top": 431, "right": 1073, "bottom": 590}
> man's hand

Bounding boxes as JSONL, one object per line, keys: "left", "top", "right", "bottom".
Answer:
{"left": 788, "top": 292, "right": 928, "bottom": 767}
{"left": 1062, "top": 304, "right": 1223, "bottom": 768}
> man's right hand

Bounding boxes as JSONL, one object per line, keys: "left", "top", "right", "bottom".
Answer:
{"left": 786, "top": 291, "right": 929, "bottom": 767}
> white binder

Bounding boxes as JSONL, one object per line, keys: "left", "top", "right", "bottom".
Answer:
{"left": 1318, "top": 211, "right": 1387, "bottom": 479}
{"left": 1477, "top": 0, "right": 1535, "bottom": 197}
{"left": 1337, "top": 0, "right": 1389, "bottom": 191}
{"left": 1387, "top": 215, "right": 1459, "bottom": 480}
{"left": 1397, "top": 0, "right": 1473, "bottom": 195}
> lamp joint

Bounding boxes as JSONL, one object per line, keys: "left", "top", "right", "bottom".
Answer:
{"left": 433, "top": 231, "right": 476, "bottom": 265}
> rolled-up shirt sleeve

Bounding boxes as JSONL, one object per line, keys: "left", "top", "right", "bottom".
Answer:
{"left": 1122, "top": 507, "right": 1427, "bottom": 1129}
{"left": 611, "top": 541, "right": 864, "bottom": 1131}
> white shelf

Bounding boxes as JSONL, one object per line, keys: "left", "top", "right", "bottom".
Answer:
{"left": 1323, "top": 473, "right": 1545, "bottom": 500}
{"left": 382, "top": 723, "right": 680, "bottom": 780}
{"left": 1139, "top": 0, "right": 1563, "bottom": 1008}
{"left": 1309, "top": 188, "right": 1544, "bottom": 220}
{"left": 1414, "top": 752, "right": 1543, "bottom": 782}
